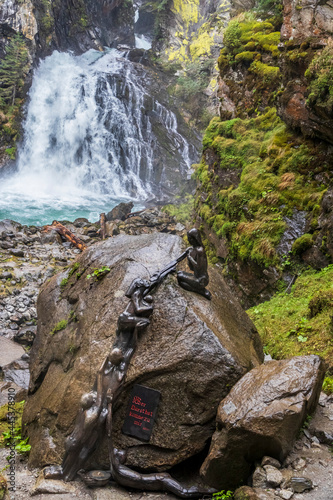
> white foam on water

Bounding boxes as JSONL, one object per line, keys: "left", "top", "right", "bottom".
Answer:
{"left": 0, "top": 48, "right": 192, "bottom": 225}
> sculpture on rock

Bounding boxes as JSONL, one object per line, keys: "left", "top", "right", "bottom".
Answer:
{"left": 177, "top": 228, "right": 211, "bottom": 300}
{"left": 44, "top": 229, "right": 215, "bottom": 497}
{"left": 62, "top": 359, "right": 108, "bottom": 481}
{"left": 109, "top": 446, "right": 215, "bottom": 498}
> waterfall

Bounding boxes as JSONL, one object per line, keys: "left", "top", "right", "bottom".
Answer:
{"left": 0, "top": 49, "right": 195, "bottom": 225}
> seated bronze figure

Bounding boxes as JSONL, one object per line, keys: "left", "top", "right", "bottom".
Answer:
{"left": 177, "top": 228, "right": 211, "bottom": 300}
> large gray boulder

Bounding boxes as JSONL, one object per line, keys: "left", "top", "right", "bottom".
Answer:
{"left": 23, "top": 233, "right": 263, "bottom": 471}
{"left": 200, "top": 355, "right": 325, "bottom": 490}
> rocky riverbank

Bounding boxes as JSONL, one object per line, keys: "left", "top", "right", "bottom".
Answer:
{"left": 0, "top": 209, "right": 332, "bottom": 500}
{"left": 0, "top": 209, "right": 183, "bottom": 345}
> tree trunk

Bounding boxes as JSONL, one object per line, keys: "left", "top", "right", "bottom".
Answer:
{"left": 43, "top": 221, "right": 87, "bottom": 251}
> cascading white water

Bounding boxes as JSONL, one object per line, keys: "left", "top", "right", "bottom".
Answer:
{"left": 0, "top": 49, "right": 194, "bottom": 225}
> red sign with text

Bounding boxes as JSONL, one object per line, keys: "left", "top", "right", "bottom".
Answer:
{"left": 122, "top": 384, "right": 161, "bottom": 442}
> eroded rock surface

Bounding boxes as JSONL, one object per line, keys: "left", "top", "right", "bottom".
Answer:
{"left": 23, "top": 232, "right": 263, "bottom": 471}
{"left": 281, "top": 0, "right": 333, "bottom": 40}
{"left": 200, "top": 355, "right": 325, "bottom": 490}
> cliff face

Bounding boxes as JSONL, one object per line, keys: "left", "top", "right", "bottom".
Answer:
{"left": 31, "top": 0, "right": 135, "bottom": 56}
{"left": 0, "top": 0, "right": 37, "bottom": 47}
{"left": 281, "top": 0, "right": 333, "bottom": 40}
{"left": 193, "top": 0, "right": 333, "bottom": 307}
{"left": 278, "top": 0, "right": 333, "bottom": 145}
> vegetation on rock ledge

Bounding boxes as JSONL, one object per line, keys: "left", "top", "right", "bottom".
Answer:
{"left": 194, "top": 107, "right": 329, "bottom": 269}
{"left": 248, "top": 264, "right": 333, "bottom": 372}
{"left": 0, "top": 33, "right": 30, "bottom": 157}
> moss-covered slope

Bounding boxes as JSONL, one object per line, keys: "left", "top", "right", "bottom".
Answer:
{"left": 248, "top": 264, "right": 333, "bottom": 376}
{"left": 193, "top": 5, "right": 333, "bottom": 307}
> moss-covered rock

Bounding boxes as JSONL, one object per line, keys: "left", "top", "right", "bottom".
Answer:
{"left": 190, "top": 6, "right": 333, "bottom": 306}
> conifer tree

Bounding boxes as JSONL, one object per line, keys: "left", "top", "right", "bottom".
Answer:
{"left": 0, "top": 33, "right": 29, "bottom": 108}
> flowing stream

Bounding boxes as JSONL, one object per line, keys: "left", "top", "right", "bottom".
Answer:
{"left": 0, "top": 48, "right": 194, "bottom": 226}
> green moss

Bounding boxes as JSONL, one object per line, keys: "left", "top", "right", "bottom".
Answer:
{"left": 223, "top": 19, "right": 242, "bottom": 54}
{"left": 68, "top": 262, "right": 80, "bottom": 277}
{"left": 308, "top": 290, "right": 333, "bottom": 318}
{"left": 60, "top": 277, "right": 68, "bottom": 288}
{"left": 305, "top": 42, "right": 333, "bottom": 112}
{"left": 235, "top": 51, "right": 257, "bottom": 63}
{"left": 162, "top": 196, "right": 194, "bottom": 224}
{"left": 292, "top": 234, "right": 313, "bottom": 255}
{"left": 0, "top": 401, "right": 27, "bottom": 452}
{"left": 195, "top": 107, "right": 328, "bottom": 270}
{"left": 248, "top": 264, "right": 333, "bottom": 368}
{"left": 50, "top": 319, "right": 68, "bottom": 335}
{"left": 323, "top": 376, "right": 333, "bottom": 395}
{"left": 249, "top": 61, "right": 280, "bottom": 84}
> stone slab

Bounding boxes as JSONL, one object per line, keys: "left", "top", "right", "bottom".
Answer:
{"left": 0, "top": 336, "right": 25, "bottom": 368}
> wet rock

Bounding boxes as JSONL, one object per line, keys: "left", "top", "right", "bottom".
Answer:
{"left": 264, "top": 465, "right": 283, "bottom": 488}
{"left": 281, "top": 0, "right": 333, "bottom": 40}
{"left": 2, "top": 358, "right": 30, "bottom": 390}
{"left": 252, "top": 467, "right": 267, "bottom": 489}
{"left": 308, "top": 394, "right": 333, "bottom": 445}
{"left": 23, "top": 232, "right": 263, "bottom": 471}
{"left": 73, "top": 218, "right": 90, "bottom": 228}
{"left": 40, "top": 230, "right": 63, "bottom": 245}
{"left": 261, "top": 457, "right": 281, "bottom": 469}
{"left": 105, "top": 221, "right": 120, "bottom": 237}
{"left": 0, "top": 379, "right": 28, "bottom": 403}
{"left": 279, "top": 490, "right": 294, "bottom": 500}
{"left": 14, "top": 326, "right": 36, "bottom": 347}
{"left": 1, "top": 241, "right": 14, "bottom": 249}
{"left": 0, "top": 337, "right": 25, "bottom": 368}
{"left": 30, "top": 472, "right": 77, "bottom": 496}
{"left": 10, "top": 248, "right": 24, "bottom": 257}
{"left": 288, "top": 477, "right": 313, "bottom": 493}
{"left": 0, "top": 271, "right": 13, "bottom": 280}
{"left": 276, "top": 210, "right": 306, "bottom": 256}
{"left": 278, "top": 79, "right": 333, "bottom": 145}
{"left": 291, "top": 457, "right": 307, "bottom": 471}
{"left": 106, "top": 202, "right": 134, "bottom": 221}
{"left": 200, "top": 356, "right": 325, "bottom": 490}
{"left": 0, "top": 219, "right": 22, "bottom": 234}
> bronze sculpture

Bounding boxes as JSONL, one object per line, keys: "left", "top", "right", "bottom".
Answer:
{"left": 109, "top": 446, "right": 216, "bottom": 498}
{"left": 177, "top": 228, "right": 211, "bottom": 300}
{"left": 45, "top": 229, "right": 214, "bottom": 497}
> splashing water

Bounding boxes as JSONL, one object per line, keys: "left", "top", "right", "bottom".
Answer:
{"left": 0, "top": 49, "right": 193, "bottom": 226}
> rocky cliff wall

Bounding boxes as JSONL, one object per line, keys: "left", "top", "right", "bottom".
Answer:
{"left": 281, "top": 0, "right": 333, "bottom": 40}
{"left": 192, "top": 1, "right": 333, "bottom": 306}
